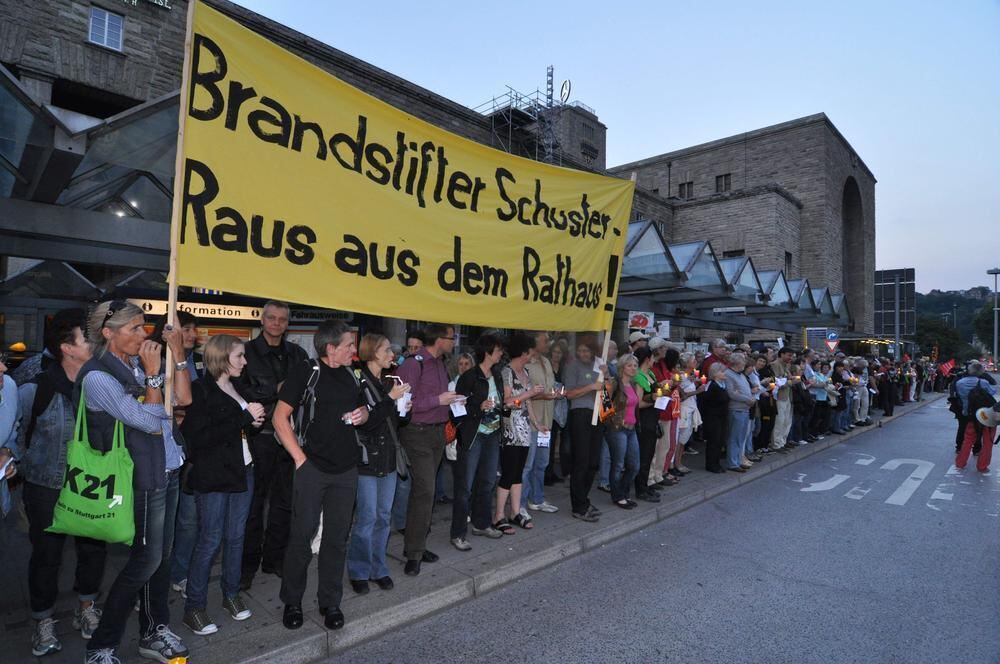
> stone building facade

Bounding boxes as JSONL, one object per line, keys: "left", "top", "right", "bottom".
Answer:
{"left": 609, "top": 114, "right": 877, "bottom": 333}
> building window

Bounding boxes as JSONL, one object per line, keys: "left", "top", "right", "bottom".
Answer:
{"left": 89, "top": 7, "right": 124, "bottom": 51}
{"left": 715, "top": 173, "right": 731, "bottom": 193}
{"left": 723, "top": 249, "right": 745, "bottom": 258}
{"left": 785, "top": 251, "right": 793, "bottom": 275}
{"left": 678, "top": 181, "right": 694, "bottom": 199}
{"left": 581, "top": 123, "right": 595, "bottom": 140}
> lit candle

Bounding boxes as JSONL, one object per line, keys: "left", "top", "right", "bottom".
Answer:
{"left": 674, "top": 373, "right": 681, "bottom": 381}
{"left": 700, "top": 376, "right": 708, "bottom": 385}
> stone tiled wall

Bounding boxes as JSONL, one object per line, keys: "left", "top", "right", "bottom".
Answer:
{"left": 671, "top": 186, "right": 802, "bottom": 276}
{"left": 609, "top": 115, "right": 876, "bottom": 332}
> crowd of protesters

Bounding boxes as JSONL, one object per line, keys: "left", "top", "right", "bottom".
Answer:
{"left": 0, "top": 301, "right": 994, "bottom": 663}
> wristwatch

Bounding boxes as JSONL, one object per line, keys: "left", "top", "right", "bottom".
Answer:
{"left": 145, "top": 374, "right": 165, "bottom": 389}
{"left": 175, "top": 360, "right": 189, "bottom": 372}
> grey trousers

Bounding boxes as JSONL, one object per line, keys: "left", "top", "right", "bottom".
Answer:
{"left": 401, "top": 423, "right": 446, "bottom": 560}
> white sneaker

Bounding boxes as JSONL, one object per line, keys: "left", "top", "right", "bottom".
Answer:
{"left": 32, "top": 617, "right": 62, "bottom": 656}
{"left": 528, "top": 501, "right": 559, "bottom": 513}
{"left": 73, "top": 603, "right": 102, "bottom": 640}
{"left": 171, "top": 579, "right": 187, "bottom": 599}
{"left": 85, "top": 648, "right": 120, "bottom": 664}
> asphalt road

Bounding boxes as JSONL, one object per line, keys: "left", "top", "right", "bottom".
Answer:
{"left": 337, "top": 400, "right": 1000, "bottom": 664}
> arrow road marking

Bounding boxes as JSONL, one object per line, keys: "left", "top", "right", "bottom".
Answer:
{"left": 852, "top": 454, "right": 876, "bottom": 466}
{"left": 880, "top": 458, "right": 935, "bottom": 506}
{"left": 801, "top": 474, "right": 851, "bottom": 492}
{"left": 109, "top": 495, "right": 123, "bottom": 509}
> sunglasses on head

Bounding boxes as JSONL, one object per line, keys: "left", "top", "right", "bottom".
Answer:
{"left": 102, "top": 299, "right": 128, "bottom": 327}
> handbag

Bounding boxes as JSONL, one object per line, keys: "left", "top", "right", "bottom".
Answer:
{"left": 47, "top": 385, "right": 135, "bottom": 545}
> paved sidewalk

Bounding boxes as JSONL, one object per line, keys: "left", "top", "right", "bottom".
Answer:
{"left": 0, "top": 394, "right": 943, "bottom": 663}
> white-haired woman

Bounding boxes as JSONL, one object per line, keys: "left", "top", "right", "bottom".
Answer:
{"left": 80, "top": 300, "right": 192, "bottom": 664}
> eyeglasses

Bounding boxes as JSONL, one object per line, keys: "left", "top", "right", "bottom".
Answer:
{"left": 102, "top": 299, "right": 127, "bottom": 328}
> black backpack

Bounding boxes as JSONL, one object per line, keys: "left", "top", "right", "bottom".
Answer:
{"left": 968, "top": 379, "right": 997, "bottom": 414}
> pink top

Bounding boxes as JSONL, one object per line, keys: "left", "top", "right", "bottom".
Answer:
{"left": 624, "top": 383, "right": 639, "bottom": 427}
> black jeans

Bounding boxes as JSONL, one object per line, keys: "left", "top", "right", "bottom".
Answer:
{"left": 280, "top": 461, "right": 357, "bottom": 610}
{"left": 90, "top": 471, "right": 179, "bottom": 650}
{"left": 703, "top": 415, "right": 728, "bottom": 471}
{"left": 451, "top": 429, "right": 500, "bottom": 538}
{"left": 242, "top": 432, "right": 293, "bottom": 579}
{"left": 568, "top": 408, "right": 604, "bottom": 514}
{"left": 24, "top": 481, "right": 107, "bottom": 619}
{"left": 635, "top": 412, "right": 658, "bottom": 495}
{"left": 811, "top": 401, "right": 831, "bottom": 435}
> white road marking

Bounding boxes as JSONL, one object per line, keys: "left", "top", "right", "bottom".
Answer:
{"left": 792, "top": 473, "right": 807, "bottom": 484}
{"left": 853, "top": 454, "right": 876, "bottom": 466}
{"left": 844, "top": 485, "right": 872, "bottom": 500}
{"left": 930, "top": 490, "right": 953, "bottom": 501}
{"left": 800, "top": 474, "right": 851, "bottom": 492}
{"left": 881, "top": 458, "right": 935, "bottom": 506}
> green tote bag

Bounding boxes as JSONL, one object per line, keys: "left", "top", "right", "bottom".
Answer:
{"left": 47, "top": 385, "right": 136, "bottom": 545}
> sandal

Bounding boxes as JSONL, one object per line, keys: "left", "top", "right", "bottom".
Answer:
{"left": 493, "top": 518, "right": 515, "bottom": 535}
{"left": 511, "top": 513, "right": 534, "bottom": 530}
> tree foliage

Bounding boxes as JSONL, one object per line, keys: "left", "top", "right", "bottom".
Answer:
{"left": 974, "top": 301, "right": 996, "bottom": 352}
{"left": 915, "top": 316, "right": 968, "bottom": 361}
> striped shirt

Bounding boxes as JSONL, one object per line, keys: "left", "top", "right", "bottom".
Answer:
{"left": 83, "top": 355, "right": 184, "bottom": 472}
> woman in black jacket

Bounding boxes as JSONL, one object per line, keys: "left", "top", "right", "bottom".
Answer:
{"left": 346, "top": 333, "right": 411, "bottom": 594}
{"left": 701, "top": 363, "right": 731, "bottom": 473}
{"left": 449, "top": 333, "right": 506, "bottom": 548}
{"left": 180, "top": 335, "right": 265, "bottom": 636}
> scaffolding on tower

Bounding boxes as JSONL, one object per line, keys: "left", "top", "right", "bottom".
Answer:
{"left": 474, "top": 66, "right": 563, "bottom": 165}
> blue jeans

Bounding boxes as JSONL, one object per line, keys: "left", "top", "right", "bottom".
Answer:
{"left": 347, "top": 472, "right": 396, "bottom": 580}
{"left": 185, "top": 467, "right": 254, "bottom": 610}
{"left": 727, "top": 411, "right": 750, "bottom": 469}
{"left": 169, "top": 489, "right": 197, "bottom": 585}
{"left": 450, "top": 429, "right": 500, "bottom": 538}
{"left": 744, "top": 413, "right": 756, "bottom": 456}
{"left": 520, "top": 429, "right": 550, "bottom": 508}
{"left": 391, "top": 473, "right": 410, "bottom": 531}
{"left": 89, "top": 471, "right": 178, "bottom": 651}
{"left": 598, "top": 434, "right": 611, "bottom": 488}
{"left": 607, "top": 428, "right": 640, "bottom": 502}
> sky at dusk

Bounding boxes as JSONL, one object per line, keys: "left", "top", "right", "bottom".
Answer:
{"left": 237, "top": 0, "right": 1000, "bottom": 294}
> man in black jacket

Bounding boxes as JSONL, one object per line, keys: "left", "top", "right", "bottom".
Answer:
{"left": 236, "top": 301, "right": 308, "bottom": 589}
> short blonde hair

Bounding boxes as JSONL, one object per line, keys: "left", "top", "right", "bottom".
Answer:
{"left": 204, "top": 334, "right": 243, "bottom": 380}
{"left": 358, "top": 333, "right": 389, "bottom": 363}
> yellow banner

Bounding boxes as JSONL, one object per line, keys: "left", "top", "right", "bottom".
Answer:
{"left": 175, "top": 2, "right": 634, "bottom": 331}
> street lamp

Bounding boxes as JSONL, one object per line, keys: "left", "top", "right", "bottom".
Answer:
{"left": 988, "top": 267, "right": 1000, "bottom": 365}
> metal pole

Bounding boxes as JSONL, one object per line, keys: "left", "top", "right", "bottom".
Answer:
{"left": 989, "top": 267, "right": 1000, "bottom": 363}
{"left": 894, "top": 275, "right": 900, "bottom": 358}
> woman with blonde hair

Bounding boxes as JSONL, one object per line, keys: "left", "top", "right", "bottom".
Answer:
{"left": 180, "top": 335, "right": 265, "bottom": 635}
{"left": 80, "top": 300, "right": 192, "bottom": 664}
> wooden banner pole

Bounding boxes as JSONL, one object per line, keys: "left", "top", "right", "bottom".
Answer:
{"left": 590, "top": 328, "right": 612, "bottom": 426}
{"left": 164, "top": 0, "right": 198, "bottom": 416}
